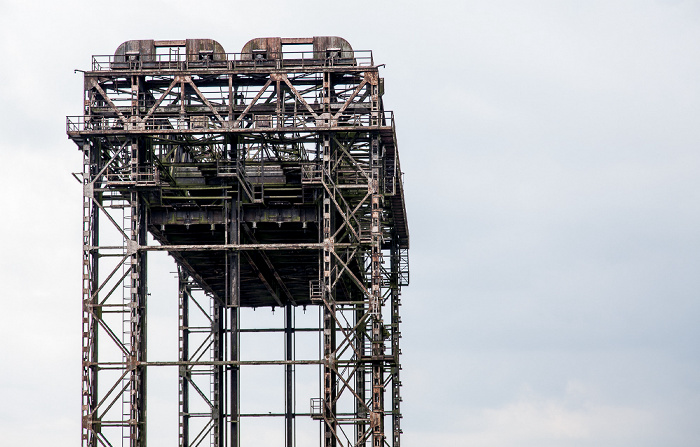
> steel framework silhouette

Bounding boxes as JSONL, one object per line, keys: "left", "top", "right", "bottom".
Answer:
{"left": 67, "top": 36, "right": 409, "bottom": 447}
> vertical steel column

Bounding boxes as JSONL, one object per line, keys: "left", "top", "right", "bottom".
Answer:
{"left": 228, "top": 175, "right": 241, "bottom": 447}
{"left": 369, "top": 67, "right": 386, "bottom": 447}
{"left": 369, "top": 195, "right": 385, "bottom": 447}
{"left": 82, "top": 141, "right": 98, "bottom": 447}
{"left": 128, "top": 136, "right": 148, "bottom": 447}
{"left": 355, "top": 304, "right": 367, "bottom": 447}
{"left": 229, "top": 308, "right": 239, "bottom": 447}
{"left": 321, "top": 132, "right": 337, "bottom": 447}
{"left": 178, "top": 270, "right": 190, "bottom": 447}
{"left": 213, "top": 300, "right": 224, "bottom": 447}
{"left": 390, "top": 244, "right": 401, "bottom": 447}
{"left": 285, "top": 303, "right": 294, "bottom": 447}
{"left": 323, "top": 296, "right": 337, "bottom": 447}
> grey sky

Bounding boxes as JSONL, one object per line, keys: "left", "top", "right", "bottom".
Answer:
{"left": 1, "top": 0, "right": 699, "bottom": 445}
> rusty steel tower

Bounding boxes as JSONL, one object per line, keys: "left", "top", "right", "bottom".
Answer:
{"left": 67, "top": 37, "right": 409, "bottom": 447}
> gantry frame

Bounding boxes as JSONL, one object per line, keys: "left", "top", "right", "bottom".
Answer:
{"left": 69, "top": 37, "right": 409, "bottom": 447}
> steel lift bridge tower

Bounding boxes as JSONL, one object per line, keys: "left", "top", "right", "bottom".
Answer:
{"left": 67, "top": 37, "right": 409, "bottom": 447}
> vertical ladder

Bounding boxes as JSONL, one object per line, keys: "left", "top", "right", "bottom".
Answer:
{"left": 122, "top": 199, "right": 133, "bottom": 447}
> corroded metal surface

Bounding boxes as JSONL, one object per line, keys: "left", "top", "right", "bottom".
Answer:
{"left": 69, "top": 36, "right": 409, "bottom": 447}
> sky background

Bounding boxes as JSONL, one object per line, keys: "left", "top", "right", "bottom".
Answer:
{"left": 1, "top": 0, "right": 699, "bottom": 445}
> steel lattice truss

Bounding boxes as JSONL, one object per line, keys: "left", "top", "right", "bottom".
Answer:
{"left": 68, "top": 37, "right": 409, "bottom": 447}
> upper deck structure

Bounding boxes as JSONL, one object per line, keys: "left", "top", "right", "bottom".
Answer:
{"left": 68, "top": 37, "right": 408, "bottom": 447}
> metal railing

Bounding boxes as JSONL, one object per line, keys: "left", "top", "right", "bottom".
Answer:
{"left": 309, "top": 397, "right": 323, "bottom": 419}
{"left": 91, "top": 50, "right": 374, "bottom": 71}
{"left": 309, "top": 280, "right": 322, "bottom": 302}
{"left": 99, "top": 168, "right": 158, "bottom": 186}
{"left": 301, "top": 163, "right": 322, "bottom": 184}
{"left": 67, "top": 111, "right": 395, "bottom": 133}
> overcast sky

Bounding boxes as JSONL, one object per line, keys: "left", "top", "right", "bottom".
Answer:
{"left": 1, "top": 0, "right": 699, "bottom": 446}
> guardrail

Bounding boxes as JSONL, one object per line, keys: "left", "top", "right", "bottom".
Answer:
{"left": 91, "top": 50, "right": 374, "bottom": 71}
{"left": 301, "top": 164, "right": 323, "bottom": 184}
{"left": 67, "top": 111, "right": 395, "bottom": 133}
{"left": 309, "top": 397, "right": 323, "bottom": 419}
